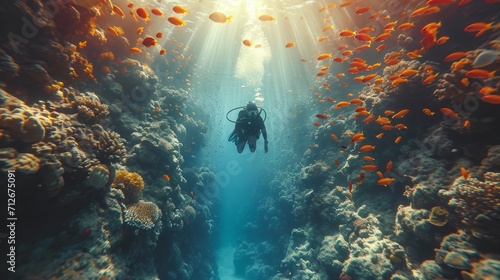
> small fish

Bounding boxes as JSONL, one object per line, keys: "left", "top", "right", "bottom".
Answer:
{"left": 386, "top": 160, "right": 393, "bottom": 173}
{"left": 163, "top": 174, "right": 171, "bottom": 181}
{"left": 422, "top": 73, "right": 439, "bottom": 85}
{"left": 423, "top": 108, "right": 435, "bottom": 116}
{"left": 460, "top": 167, "right": 470, "bottom": 180}
{"left": 285, "top": 41, "right": 295, "bottom": 48}
{"left": 441, "top": 108, "right": 459, "bottom": 118}
{"left": 330, "top": 133, "right": 338, "bottom": 140}
{"left": 78, "top": 41, "right": 87, "bottom": 48}
{"left": 316, "top": 113, "right": 328, "bottom": 119}
{"left": 398, "top": 22, "right": 414, "bottom": 30}
{"left": 259, "top": 14, "right": 276, "bottom": 21}
{"left": 172, "top": 5, "right": 188, "bottom": 14}
{"left": 348, "top": 181, "right": 353, "bottom": 193}
{"left": 243, "top": 39, "right": 252, "bottom": 47}
{"left": 313, "top": 121, "right": 321, "bottom": 126}
{"left": 363, "top": 156, "right": 375, "bottom": 161}
{"left": 362, "top": 164, "right": 378, "bottom": 171}
{"left": 395, "top": 136, "right": 402, "bottom": 144}
{"left": 376, "top": 171, "right": 384, "bottom": 179}
{"left": 463, "top": 120, "right": 471, "bottom": 128}
{"left": 464, "top": 22, "right": 494, "bottom": 37}
{"left": 136, "top": 7, "right": 150, "bottom": 20}
{"left": 436, "top": 36, "right": 449, "bottom": 45}
{"left": 355, "top": 6, "right": 370, "bottom": 14}
{"left": 209, "top": 12, "right": 232, "bottom": 23}
{"left": 151, "top": 8, "right": 163, "bottom": 16}
{"left": 444, "top": 51, "right": 468, "bottom": 62}
{"left": 317, "top": 53, "right": 332, "bottom": 60}
{"left": 130, "top": 47, "right": 142, "bottom": 53}
{"left": 142, "top": 37, "right": 158, "bottom": 47}
{"left": 359, "top": 145, "right": 375, "bottom": 152}
{"left": 156, "top": 32, "right": 163, "bottom": 38}
{"left": 168, "top": 16, "right": 186, "bottom": 26}
{"left": 334, "top": 158, "right": 340, "bottom": 167}
{"left": 481, "top": 95, "right": 500, "bottom": 104}
{"left": 377, "top": 178, "right": 395, "bottom": 186}
{"left": 136, "top": 27, "right": 144, "bottom": 34}
{"left": 375, "top": 133, "right": 384, "bottom": 139}
{"left": 340, "top": 30, "right": 356, "bottom": 37}
{"left": 113, "top": 5, "right": 125, "bottom": 18}
{"left": 466, "top": 69, "right": 496, "bottom": 79}
{"left": 392, "top": 109, "right": 409, "bottom": 118}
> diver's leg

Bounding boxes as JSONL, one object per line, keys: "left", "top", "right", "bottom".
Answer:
{"left": 248, "top": 136, "right": 257, "bottom": 153}
{"left": 237, "top": 138, "right": 246, "bottom": 153}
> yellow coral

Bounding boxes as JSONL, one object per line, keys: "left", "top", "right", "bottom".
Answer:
{"left": 111, "top": 170, "right": 144, "bottom": 200}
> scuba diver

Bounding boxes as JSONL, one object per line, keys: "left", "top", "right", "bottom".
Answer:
{"left": 228, "top": 102, "right": 268, "bottom": 153}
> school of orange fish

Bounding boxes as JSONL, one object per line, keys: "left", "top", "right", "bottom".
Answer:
{"left": 307, "top": 0, "right": 498, "bottom": 192}
{"left": 91, "top": 0, "right": 497, "bottom": 191}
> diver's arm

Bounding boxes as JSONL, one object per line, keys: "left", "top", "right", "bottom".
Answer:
{"left": 261, "top": 118, "right": 268, "bottom": 142}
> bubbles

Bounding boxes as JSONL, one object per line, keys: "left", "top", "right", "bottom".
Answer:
{"left": 254, "top": 91, "right": 264, "bottom": 106}
{"left": 234, "top": 23, "right": 271, "bottom": 89}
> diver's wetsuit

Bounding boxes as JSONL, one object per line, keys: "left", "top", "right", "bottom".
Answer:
{"left": 234, "top": 109, "right": 267, "bottom": 153}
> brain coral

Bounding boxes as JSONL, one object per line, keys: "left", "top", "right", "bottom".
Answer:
{"left": 111, "top": 170, "right": 144, "bottom": 201}
{"left": 124, "top": 200, "right": 162, "bottom": 230}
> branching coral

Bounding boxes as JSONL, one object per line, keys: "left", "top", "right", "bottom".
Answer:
{"left": 124, "top": 200, "right": 162, "bottom": 230}
{"left": 111, "top": 170, "right": 144, "bottom": 201}
{"left": 92, "top": 125, "right": 126, "bottom": 164}
{"left": 73, "top": 94, "right": 109, "bottom": 124}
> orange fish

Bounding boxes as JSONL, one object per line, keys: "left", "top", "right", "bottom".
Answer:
{"left": 168, "top": 16, "right": 186, "bottom": 26}
{"left": 259, "top": 14, "right": 276, "bottom": 21}
{"left": 359, "top": 145, "right": 375, "bottom": 152}
{"left": 243, "top": 39, "right": 252, "bottom": 47}
{"left": 285, "top": 41, "right": 295, "bottom": 48}
{"left": 351, "top": 132, "right": 365, "bottom": 143}
{"left": 391, "top": 78, "right": 408, "bottom": 86}
{"left": 385, "top": 161, "right": 393, "bottom": 173}
{"left": 460, "top": 167, "right": 470, "bottom": 180}
{"left": 330, "top": 133, "right": 338, "bottom": 140}
{"left": 436, "top": 36, "right": 449, "bottom": 45}
{"left": 355, "top": 6, "right": 370, "bottom": 14}
{"left": 458, "top": 0, "right": 472, "bottom": 5}
{"left": 377, "top": 178, "right": 395, "bottom": 186}
{"left": 362, "top": 164, "right": 378, "bottom": 171}
{"left": 375, "top": 44, "right": 387, "bottom": 52}
{"left": 136, "top": 7, "right": 150, "bottom": 20}
{"left": 382, "top": 125, "right": 394, "bottom": 130}
{"left": 421, "top": 21, "right": 441, "bottom": 35}
{"left": 151, "top": 8, "right": 164, "bottom": 16}
{"left": 363, "top": 114, "right": 375, "bottom": 124}
{"left": 393, "top": 109, "right": 409, "bottom": 118}
{"left": 422, "top": 73, "right": 440, "bottom": 85}
{"left": 376, "top": 171, "right": 384, "bottom": 179}
{"left": 142, "top": 37, "right": 157, "bottom": 47}
{"left": 209, "top": 12, "right": 232, "bottom": 23}
{"left": 327, "top": 97, "right": 334, "bottom": 102}
{"left": 354, "top": 33, "right": 373, "bottom": 42}
{"left": 339, "top": 1, "right": 353, "bottom": 7}
{"left": 172, "top": 5, "right": 189, "bottom": 14}
{"left": 313, "top": 121, "right": 321, "bottom": 126}
{"left": 335, "top": 101, "right": 350, "bottom": 109}
{"left": 334, "top": 158, "right": 340, "bottom": 167}
{"left": 375, "top": 133, "right": 384, "bottom": 139}
{"left": 466, "top": 69, "right": 496, "bottom": 79}
{"left": 112, "top": 5, "right": 125, "bottom": 18}
{"left": 317, "top": 53, "right": 332, "bottom": 60}
{"left": 464, "top": 22, "right": 494, "bottom": 37}
{"left": 385, "top": 58, "right": 401, "bottom": 65}
{"left": 481, "top": 95, "right": 500, "bottom": 104}
{"left": 444, "top": 51, "right": 468, "bottom": 62}
{"left": 479, "top": 86, "right": 496, "bottom": 96}
{"left": 340, "top": 30, "right": 356, "bottom": 37}
{"left": 130, "top": 47, "right": 142, "bottom": 53}
{"left": 422, "top": 108, "right": 435, "bottom": 116}
{"left": 463, "top": 120, "right": 471, "bottom": 128}
{"left": 395, "top": 136, "right": 402, "bottom": 144}
{"left": 441, "top": 107, "right": 459, "bottom": 118}
{"left": 375, "top": 116, "right": 391, "bottom": 125}
{"left": 398, "top": 22, "right": 414, "bottom": 30}
{"left": 156, "top": 32, "right": 163, "bottom": 38}
{"left": 163, "top": 174, "right": 170, "bottom": 181}
{"left": 348, "top": 181, "right": 353, "bottom": 193}
{"left": 363, "top": 156, "right": 375, "bottom": 161}
{"left": 394, "top": 123, "right": 408, "bottom": 130}
{"left": 127, "top": 2, "right": 134, "bottom": 8}
{"left": 316, "top": 113, "right": 328, "bottom": 119}
{"left": 399, "top": 69, "right": 418, "bottom": 78}
{"left": 349, "top": 98, "right": 363, "bottom": 105}
{"left": 420, "top": 33, "right": 436, "bottom": 50}
{"left": 78, "top": 41, "right": 87, "bottom": 48}
{"left": 136, "top": 27, "right": 144, "bottom": 34}
{"left": 322, "top": 25, "right": 334, "bottom": 32}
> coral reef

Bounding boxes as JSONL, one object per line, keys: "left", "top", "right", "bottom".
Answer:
{"left": 124, "top": 200, "right": 162, "bottom": 230}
